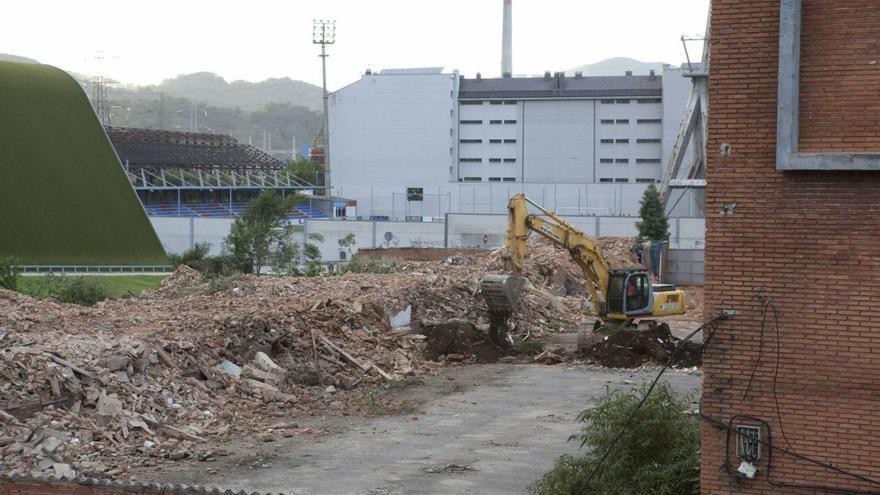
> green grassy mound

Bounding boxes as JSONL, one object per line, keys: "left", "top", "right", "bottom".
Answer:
{"left": 0, "top": 61, "right": 166, "bottom": 265}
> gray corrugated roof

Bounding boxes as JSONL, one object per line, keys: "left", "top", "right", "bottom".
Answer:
{"left": 459, "top": 75, "right": 662, "bottom": 99}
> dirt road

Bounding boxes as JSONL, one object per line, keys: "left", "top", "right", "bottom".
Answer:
{"left": 142, "top": 364, "right": 701, "bottom": 495}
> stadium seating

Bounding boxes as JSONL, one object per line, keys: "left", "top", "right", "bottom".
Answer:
{"left": 143, "top": 202, "right": 328, "bottom": 220}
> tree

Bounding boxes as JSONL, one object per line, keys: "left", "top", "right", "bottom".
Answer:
{"left": 530, "top": 382, "right": 700, "bottom": 495}
{"left": 338, "top": 232, "right": 356, "bottom": 256}
{"left": 223, "top": 190, "right": 301, "bottom": 275}
{"left": 635, "top": 184, "right": 670, "bottom": 241}
{"left": 287, "top": 157, "right": 324, "bottom": 186}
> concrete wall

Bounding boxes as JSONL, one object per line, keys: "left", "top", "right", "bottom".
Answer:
{"left": 150, "top": 217, "right": 233, "bottom": 256}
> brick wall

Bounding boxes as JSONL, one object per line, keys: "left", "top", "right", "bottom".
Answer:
{"left": 703, "top": 1, "right": 880, "bottom": 494}
{"left": 798, "top": 0, "right": 880, "bottom": 152}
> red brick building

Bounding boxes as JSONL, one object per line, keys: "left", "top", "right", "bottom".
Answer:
{"left": 702, "top": 0, "right": 880, "bottom": 494}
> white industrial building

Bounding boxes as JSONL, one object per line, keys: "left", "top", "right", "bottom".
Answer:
{"left": 328, "top": 65, "right": 696, "bottom": 219}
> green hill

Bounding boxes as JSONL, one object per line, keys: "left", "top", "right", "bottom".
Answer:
{"left": 0, "top": 61, "right": 167, "bottom": 265}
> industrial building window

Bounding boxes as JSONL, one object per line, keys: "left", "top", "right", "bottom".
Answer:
{"left": 615, "top": 158, "right": 630, "bottom": 164}
{"left": 637, "top": 138, "right": 661, "bottom": 144}
{"left": 636, "top": 158, "right": 662, "bottom": 164}
{"left": 601, "top": 99, "right": 616, "bottom": 104}
{"left": 600, "top": 139, "right": 614, "bottom": 144}
{"left": 599, "top": 178, "right": 614, "bottom": 183}
{"left": 600, "top": 158, "right": 614, "bottom": 164}
{"left": 503, "top": 177, "right": 516, "bottom": 182}
{"left": 503, "top": 101, "right": 517, "bottom": 105}
{"left": 463, "top": 177, "right": 482, "bottom": 182}
{"left": 489, "top": 139, "right": 503, "bottom": 143}
{"left": 638, "top": 98, "right": 662, "bottom": 103}
{"left": 460, "top": 101, "right": 483, "bottom": 105}
{"left": 615, "top": 178, "right": 630, "bottom": 183}
{"left": 616, "top": 119, "right": 630, "bottom": 124}
{"left": 490, "top": 100, "right": 504, "bottom": 105}
{"left": 504, "top": 119, "right": 517, "bottom": 124}
{"left": 637, "top": 119, "right": 662, "bottom": 124}
{"left": 488, "top": 177, "right": 502, "bottom": 181}
{"left": 636, "top": 178, "right": 658, "bottom": 183}
{"left": 460, "top": 158, "right": 482, "bottom": 163}
{"left": 503, "top": 139, "right": 517, "bottom": 144}
{"left": 616, "top": 99, "right": 631, "bottom": 104}
{"left": 489, "top": 158, "right": 502, "bottom": 163}
{"left": 460, "top": 139, "right": 482, "bottom": 144}
{"left": 503, "top": 158, "right": 516, "bottom": 163}
{"left": 601, "top": 119, "right": 615, "bottom": 124}
{"left": 460, "top": 120, "right": 482, "bottom": 124}
{"left": 490, "top": 119, "right": 503, "bottom": 124}
{"left": 616, "top": 139, "right": 630, "bottom": 144}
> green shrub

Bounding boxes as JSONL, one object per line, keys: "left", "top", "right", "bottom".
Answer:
{"left": 530, "top": 381, "right": 700, "bottom": 495}
{"left": 19, "top": 274, "right": 109, "bottom": 306}
{"left": 0, "top": 256, "right": 19, "bottom": 291}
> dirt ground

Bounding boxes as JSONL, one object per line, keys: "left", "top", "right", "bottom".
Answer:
{"left": 129, "top": 363, "right": 702, "bottom": 495}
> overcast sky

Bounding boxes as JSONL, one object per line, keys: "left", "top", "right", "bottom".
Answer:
{"left": 1, "top": 0, "right": 710, "bottom": 90}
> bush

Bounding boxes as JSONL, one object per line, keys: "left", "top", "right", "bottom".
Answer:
{"left": 0, "top": 256, "right": 19, "bottom": 291}
{"left": 169, "top": 243, "right": 238, "bottom": 279}
{"left": 529, "top": 381, "right": 700, "bottom": 495}
{"left": 19, "top": 275, "right": 109, "bottom": 306}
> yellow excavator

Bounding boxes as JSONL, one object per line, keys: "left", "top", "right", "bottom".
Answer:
{"left": 480, "top": 194, "right": 686, "bottom": 344}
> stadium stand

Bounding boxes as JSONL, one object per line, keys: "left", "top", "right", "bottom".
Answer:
{"left": 105, "top": 127, "right": 338, "bottom": 220}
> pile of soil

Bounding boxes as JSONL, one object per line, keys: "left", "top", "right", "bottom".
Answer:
{"left": 583, "top": 323, "right": 702, "bottom": 368}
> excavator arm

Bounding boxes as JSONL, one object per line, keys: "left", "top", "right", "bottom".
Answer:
{"left": 504, "top": 193, "right": 610, "bottom": 315}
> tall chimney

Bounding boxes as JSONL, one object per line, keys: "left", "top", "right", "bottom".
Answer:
{"left": 501, "top": 0, "right": 512, "bottom": 77}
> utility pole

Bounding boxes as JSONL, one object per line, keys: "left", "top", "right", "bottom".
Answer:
{"left": 189, "top": 102, "right": 199, "bottom": 133}
{"left": 313, "top": 19, "right": 336, "bottom": 195}
{"left": 159, "top": 92, "right": 165, "bottom": 130}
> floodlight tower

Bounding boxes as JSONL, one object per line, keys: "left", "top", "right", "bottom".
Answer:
{"left": 313, "top": 19, "right": 336, "bottom": 194}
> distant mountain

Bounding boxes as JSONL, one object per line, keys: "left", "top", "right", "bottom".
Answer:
{"left": 0, "top": 53, "right": 39, "bottom": 64}
{"left": 567, "top": 57, "right": 671, "bottom": 77}
{"left": 142, "top": 72, "right": 323, "bottom": 112}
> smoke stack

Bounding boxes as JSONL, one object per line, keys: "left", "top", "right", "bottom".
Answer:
{"left": 501, "top": 0, "right": 512, "bottom": 77}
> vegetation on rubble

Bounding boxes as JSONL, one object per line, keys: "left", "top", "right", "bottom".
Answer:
{"left": 17, "top": 274, "right": 109, "bottom": 306}
{"left": 0, "top": 256, "right": 19, "bottom": 290}
{"left": 636, "top": 184, "right": 670, "bottom": 242}
{"left": 530, "top": 381, "right": 700, "bottom": 495}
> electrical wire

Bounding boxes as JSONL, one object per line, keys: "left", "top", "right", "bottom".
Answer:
{"left": 576, "top": 313, "right": 729, "bottom": 492}
{"left": 742, "top": 301, "right": 768, "bottom": 400}
{"left": 769, "top": 302, "right": 793, "bottom": 450}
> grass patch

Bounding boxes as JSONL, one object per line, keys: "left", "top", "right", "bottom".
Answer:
{"left": 17, "top": 274, "right": 167, "bottom": 300}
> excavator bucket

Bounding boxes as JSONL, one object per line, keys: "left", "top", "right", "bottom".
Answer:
{"left": 480, "top": 274, "right": 526, "bottom": 320}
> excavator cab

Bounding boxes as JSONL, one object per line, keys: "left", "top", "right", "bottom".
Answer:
{"left": 605, "top": 269, "right": 654, "bottom": 319}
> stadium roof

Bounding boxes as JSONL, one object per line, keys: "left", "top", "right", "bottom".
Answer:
{"left": 378, "top": 67, "right": 445, "bottom": 75}
{"left": 107, "top": 127, "right": 285, "bottom": 171}
{"left": 459, "top": 74, "right": 662, "bottom": 99}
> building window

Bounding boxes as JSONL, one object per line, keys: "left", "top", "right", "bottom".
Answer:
{"left": 616, "top": 99, "right": 631, "bottom": 104}
{"left": 636, "top": 158, "right": 662, "bottom": 164}
{"left": 615, "top": 178, "right": 629, "bottom": 183}
{"left": 463, "top": 177, "right": 482, "bottom": 182}
{"left": 601, "top": 99, "right": 616, "bottom": 104}
{"left": 503, "top": 139, "right": 517, "bottom": 143}
{"left": 601, "top": 119, "right": 615, "bottom": 124}
{"left": 504, "top": 119, "right": 517, "bottom": 124}
{"left": 503, "top": 177, "right": 517, "bottom": 182}
{"left": 490, "top": 100, "right": 504, "bottom": 105}
{"left": 503, "top": 100, "right": 517, "bottom": 105}
{"left": 616, "top": 119, "right": 630, "bottom": 124}
{"left": 460, "top": 119, "right": 482, "bottom": 124}
{"left": 461, "top": 100, "right": 483, "bottom": 105}
{"left": 615, "top": 158, "right": 629, "bottom": 164}
{"left": 489, "top": 158, "right": 502, "bottom": 163}
{"left": 600, "top": 139, "right": 614, "bottom": 144}
{"left": 599, "top": 178, "right": 614, "bottom": 183}
{"left": 460, "top": 158, "right": 482, "bottom": 163}
{"left": 460, "top": 139, "right": 482, "bottom": 144}
{"left": 600, "top": 158, "right": 614, "bottom": 164}
{"left": 616, "top": 139, "right": 630, "bottom": 144}
{"left": 490, "top": 119, "right": 503, "bottom": 124}
{"left": 489, "top": 139, "right": 502, "bottom": 144}
{"left": 636, "top": 178, "right": 658, "bottom": 183}
{"left": 638, "top": 98, "right": 662, "bottom": 103}
{"left": 503, "top": 158, "right": 516, "bottom": 163}
{"left": 637, "top": 138, "right": 661, "bottom": 144}
{"left": 637, "top": 119, "right": 662, "bottom": 124}
{"left": 488, "top": 177, "right": 502, "bottom": 181}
